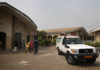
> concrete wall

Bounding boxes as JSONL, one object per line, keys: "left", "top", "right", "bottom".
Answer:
{"left": 14, "top": 17, "right": 35, "bottom": 41}
{"left": 0, "top": 9, "right": 13, "bottom": 49}
{"left": 94, "top": 31, "right": 100, "bottom": 42}
{"left": 14, "top": 18, "right": 27, "bottom": 41}
{"left": 0, "top": 9, "right": 36, "bottom": 50}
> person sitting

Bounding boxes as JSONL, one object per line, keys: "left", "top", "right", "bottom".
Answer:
{"left": 12, "top": 47, "right": 17, "bottom": 53}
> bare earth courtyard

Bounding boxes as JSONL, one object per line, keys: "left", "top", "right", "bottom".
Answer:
{"left": 0, "top": 46, "right": 100, "bottom": 70}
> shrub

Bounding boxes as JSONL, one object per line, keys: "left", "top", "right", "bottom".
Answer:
{"left": 52, "top": 38, "right": 56, "bottom": 45}
{"left": 94, "top": 42, "right": 100, "bottom": 47}
{"left": 84, "top": 42, "right": 94, "bottom": 46}
{"left": 46, "top": 38, "right": 52, "bottom": 46}
{"left": 84, "top": 42, "right": 100, "bottom": 47}
{"left": 40, "top": 40, "right": 46, "bottom": 46}
{"left": 38, "top": 36, "right": 46, "bottom": 46}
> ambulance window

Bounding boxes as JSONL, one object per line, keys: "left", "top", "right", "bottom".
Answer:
{"left": 56, "top": 38, "right": 61, "bottom": 43}
{"left": 62, "top": 37, "right": 67, "bottom": 44}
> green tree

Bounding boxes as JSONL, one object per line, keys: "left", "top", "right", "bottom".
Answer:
{"left": 38, "top": 31, "right": 47, "bottom": 46}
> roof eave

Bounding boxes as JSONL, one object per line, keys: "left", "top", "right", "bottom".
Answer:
{"left": 0, "top": 2, "right": 37, "bottom": 30}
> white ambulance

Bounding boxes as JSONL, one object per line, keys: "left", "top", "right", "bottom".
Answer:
{"left": 56, "top": 36, "right": 99, "bottom": 65}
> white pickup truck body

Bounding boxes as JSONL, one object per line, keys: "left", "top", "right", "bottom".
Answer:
{"left": 56, "top": 36, "right": 98, "bottom": 65}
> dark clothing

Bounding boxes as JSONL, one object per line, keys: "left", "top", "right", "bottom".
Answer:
{"left": 34, "top": 40, "right": 38, "bottom": 54}
{"left": 34, "top": 46, "right": 38, "bottom": 54}
{"left": 22, "top": 41, "right": 25, "bottom": 50}
{"left": 34, "top": 40, "right": 38, "bottom": 47}
{"left": 29, "top": 45, "right": 31, "bottom": 53}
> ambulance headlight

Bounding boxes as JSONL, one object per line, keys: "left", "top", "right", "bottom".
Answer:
{"left": 71, "top": 49, "right": 78, "bottom": 53}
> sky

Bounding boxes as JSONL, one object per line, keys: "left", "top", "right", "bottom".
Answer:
{"left": 0, "top": 0, "right": 100, "bottom": 31}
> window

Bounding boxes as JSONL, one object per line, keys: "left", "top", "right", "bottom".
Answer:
{"left": 56, "top": 38, "right": 61, "bottom": 43}
{"left": 66, "top": 38, "right": 83, "bottom": 44}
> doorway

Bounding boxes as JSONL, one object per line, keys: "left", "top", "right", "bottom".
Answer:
{"left": 14, "top": 33, "right": 22, "bottom": 49}
{"left": 27, "top": 35, "right": 30, "bottom": 42}
{"left": 0, "top": 32, "right": 6, "bottom": 50}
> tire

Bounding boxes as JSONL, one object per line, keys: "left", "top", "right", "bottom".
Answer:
{"left": 86, "top": 59, "right": 96, "bottom": 64}
{"left": 66, "top": 55, "right": 76, "bottom": 65}
{"left": 58, "top": 48, "right": 63, "bottom": 55}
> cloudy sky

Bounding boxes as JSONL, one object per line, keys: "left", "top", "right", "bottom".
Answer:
{"left": 0, "top": 0, "right": 100, "bottom": 31}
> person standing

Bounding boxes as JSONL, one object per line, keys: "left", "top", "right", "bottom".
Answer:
{"left": 34, "top": 36, "right": 38, "bottom": 55}
{"left": 25, "top": 42, "right": 30, "bottom": 53}
{"left": 30, "top": 40, "right": 34, "bottom": 52}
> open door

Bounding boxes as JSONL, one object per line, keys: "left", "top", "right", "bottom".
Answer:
{"left": 0, "top": 32, "right": 6, "bottom": 50}
{"left": 14, "top": 33, "right": 22, "bottom": 49}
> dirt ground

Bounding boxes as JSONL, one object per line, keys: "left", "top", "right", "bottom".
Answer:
{"left": 0, "top": 46, "right": 100, "bottom": 70}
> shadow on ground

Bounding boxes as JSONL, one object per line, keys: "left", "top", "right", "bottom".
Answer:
{"left": 38, "top": 46, "right": 50, "bottom": 50}
{"left": 0, "top": 46, "right": 51, "bottom": 55}
{"left": 76, "top": 61, "right": 100, "bottom": 67}
{"left": 65, "top": 57, "right": 100, "bottom": 67}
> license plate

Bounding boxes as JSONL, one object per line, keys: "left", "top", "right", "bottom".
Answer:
{"left": 84, "top": 56, "right": 93, "bottom": 58}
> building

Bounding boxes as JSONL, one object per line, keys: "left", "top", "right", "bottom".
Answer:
{"left": 0, "top": 2, "right": 37, "bottom": 50}
{"left": 90, "top": 28, "right": 100, "bottom": 42}
{"left": 45, "top": 27, "right": 88, "bottom": 41}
